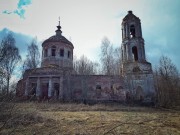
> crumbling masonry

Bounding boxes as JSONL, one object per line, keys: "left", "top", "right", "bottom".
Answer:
{"left": 17, "top": 11, "right": 155, "bottom": 103}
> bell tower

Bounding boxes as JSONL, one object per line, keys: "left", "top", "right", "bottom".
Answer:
{"left": 121, "top": 11, "right": 155, "bottom": 102}
{"left": 121, "top": 11, "right": 146, "bottom": 69}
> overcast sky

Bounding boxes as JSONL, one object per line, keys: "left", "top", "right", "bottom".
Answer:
{"left": 0, "top": 0, "right": 180, "bottom": 70}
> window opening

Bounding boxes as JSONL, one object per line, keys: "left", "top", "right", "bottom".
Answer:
{"left": 60, "top": 49, "right": 64, "bottom": 57}
{"left": 68, "top": 51, "right": 71, "bottom": 58}
{"left": 51, "top": 46, "right": 56, "bottom": 56}
{"left": 130, "top": 25, "right": 135, "bottom": 38}
{"left": 96, "top": 85, "right": 101, "bottom": 90}
{"left": 96, "top": 85, "right": 101, "bottom": 98}
{"left": 132, "top": 46, "right": 138, "bottom": 61}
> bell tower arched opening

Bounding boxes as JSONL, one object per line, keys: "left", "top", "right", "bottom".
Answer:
{"left": 132, "top": 46, "right": 138, "bottom": 61}
{"left": 130, "top": 25, "right": 135, "bottom": 38}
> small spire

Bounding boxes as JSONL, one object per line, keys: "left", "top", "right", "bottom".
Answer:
{"left": 58, "top": 16, "right": 60, "bottom": 26}
{"left": 56, "top": 16, "right": 62, "bottom": 35}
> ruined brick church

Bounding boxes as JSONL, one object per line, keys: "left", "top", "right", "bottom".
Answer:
{"left": 17, "top": 11, "right": 155, "bottom": 102}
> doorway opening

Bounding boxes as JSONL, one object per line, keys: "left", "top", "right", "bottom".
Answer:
{"left": 54, "top": 83, "right": 60, "bottom": 99}
{"left": 135, "top": 86, "right": 144, "bottom": 101}
{"left": 41, "top": 83, "right": 48, "bottom": 99}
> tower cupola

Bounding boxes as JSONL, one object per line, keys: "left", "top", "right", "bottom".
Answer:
{"left": 121, "top": 11, "right": 145, "bottom": 63}
{"left": 122, "top": 11, "right": 142, "bottom": 40}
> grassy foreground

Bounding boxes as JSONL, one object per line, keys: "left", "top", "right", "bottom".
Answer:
{"left": 0, "top": 102, "right": 180, "bottom": 135}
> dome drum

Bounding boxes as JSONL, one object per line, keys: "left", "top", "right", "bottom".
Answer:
{"left": 41, "top": 21, "right": 74, "bottom": 69}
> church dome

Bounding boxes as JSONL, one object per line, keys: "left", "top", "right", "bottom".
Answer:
{"left": 43, "top": 34, "right": 73, "bottom": 46}
{"left": 41, "top": 19, "right": 74, "bottom": 69}
{"left": 42, "top": 21, "right": 73, "bottom": 47}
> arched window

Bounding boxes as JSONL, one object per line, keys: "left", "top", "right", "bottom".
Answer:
{"left": 60, "top": 49, "right": 64, "bottom": 57}
{"left": 132, "top": 46, "right": 138, "bottom": 61}
{"left": 44, "top": 49, "right": 48, "bottom": 57}
{"left": 130, "top": 25, "right": 135, "bottom": 38}
{"left": 51, "top": 46, "right": 56, "bottom": 56}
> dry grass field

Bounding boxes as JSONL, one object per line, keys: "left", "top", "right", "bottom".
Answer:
{"left": 0, "top": 102, "right": 180, "bottom": 135}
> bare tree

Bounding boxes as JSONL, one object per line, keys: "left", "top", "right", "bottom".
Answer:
{"left": 0, "top": 33, "right": 21, "bottom": 94}
{"left": 100, "top": 37, "right": 114, "bottom": 75}
{"left": 0, "top": 68, "right": 6, "bottom": 93}
{"left": 0, "top": 44, "right": 6, "bottom": 63}
{"left": 100, "top": 37, "right": 121, "bottom": 75}
{"left": 73, "top": 55, "right": 99, "bottom": 75}
{"left": 155, "top": 55, "right": 180, "bottom": 107}
{"left": 22, "top": 38, "right": 40, "bottom": 73}
{"left": 113, "top": 47, "right": 121, "bottom": 75}
{"left": 73, "top": 55, "right": 99, "bottom": 104}
{"left": 0, "top": 38, "right": 7, "bottom": 93}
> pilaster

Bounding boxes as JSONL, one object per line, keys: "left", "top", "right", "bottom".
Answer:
{"left": 48, "top": 77, "right": 52, "bottom": 97}
{"left": 25, "top": 78, "right": 29, "bottom": 96}
{"left": 36, "top": 77, "right": 41, "bottom": 96}
{"left": 59, "top": 77, "right": 63, "bottom": 99}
